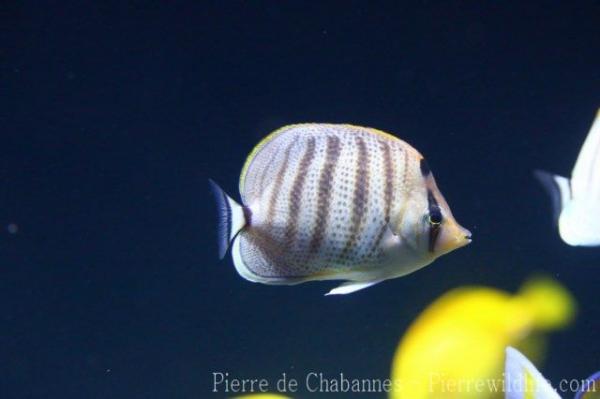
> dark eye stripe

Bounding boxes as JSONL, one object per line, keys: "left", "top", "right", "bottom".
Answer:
{"left": 429, "top": 207, "right": 442, "bottom": 225}
{"left": 427, "top": 189, "right": 443, "bottom": 252}
{"left": 420, "top": 158, "right": 431, "bottom": 177}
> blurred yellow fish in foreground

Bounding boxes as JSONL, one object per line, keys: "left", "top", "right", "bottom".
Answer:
{"left": 232, "top": 395, "right": 292, "bottom": 399}
{"left": 390, "top": 277, "right": 576, "bottom": 399}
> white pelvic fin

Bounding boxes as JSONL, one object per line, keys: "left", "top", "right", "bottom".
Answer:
{"left": 209, "top": 179, "right": 247, "bottom": 259}
{"left": 571, "top": 108, "right": 600, "bottom": 200}
{"left": 504, "top": 347, "right": 561, "bottom": 399}
{"left": 534, "top": 170, "right": 571, "bottom": 224}
{"left": 325, "top": 280, "right": 383, "bottom": 296}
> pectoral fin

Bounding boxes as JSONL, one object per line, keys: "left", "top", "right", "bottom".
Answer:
{"left": 325, "top": 280, "right": 383, "bottom": 296}
{"left": 381, "top": 222, "right": 405, "bottom": 250}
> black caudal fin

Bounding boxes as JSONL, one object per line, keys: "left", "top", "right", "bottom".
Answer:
{"left": 534, "top": 170, "right": 571, "bottom": 225}
{"left": 208, "top": 179, "right": 247, "bottom": 259}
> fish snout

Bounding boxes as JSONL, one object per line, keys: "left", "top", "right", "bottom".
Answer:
{"left": 435, "top": 221, "right": 472, "bottom": 255}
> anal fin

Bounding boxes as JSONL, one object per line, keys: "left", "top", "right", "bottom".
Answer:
{"left": 325, "top": 280, "right": 383, "bottom": 296}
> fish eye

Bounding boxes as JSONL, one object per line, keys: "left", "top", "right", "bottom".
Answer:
{"left": 428, "top": 208, "right": 442, "bottom": 225}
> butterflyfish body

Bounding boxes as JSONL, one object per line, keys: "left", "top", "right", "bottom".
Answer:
{"left": 536, "top": 109, "right": 600, "bottom": 246}
{"left": 210, "top": 124, "right": 471, "bottom": 295}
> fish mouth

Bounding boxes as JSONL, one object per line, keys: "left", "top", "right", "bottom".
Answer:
{"left": 463, "top": 228, "right": 473, "bottom": 244}
{"left": 435, "top": 224, "right": 472, "bottom": 254}
{"left": 458, "top": 227, "right": 473, "bottom": 247}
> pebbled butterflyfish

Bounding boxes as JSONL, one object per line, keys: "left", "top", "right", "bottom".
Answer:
{"left": 210, "top": 124, "right": 471, "bottom": 295}
{"left": 535, "top": 109, "right": 600, "bottom": 246}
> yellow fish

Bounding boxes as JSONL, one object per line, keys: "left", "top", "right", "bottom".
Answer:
{"left": 210, "top": 124, "right": 471, "bottom": 295}
{"left": 231, "top": 395, "right": 292, "bottom": 399}
{"left": 390, "top": 277, "right": 576, "bottom": 399}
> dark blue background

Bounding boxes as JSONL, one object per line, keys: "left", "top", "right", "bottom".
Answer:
{"left": 2, "top": 2, "right": 599, "bottom": 398}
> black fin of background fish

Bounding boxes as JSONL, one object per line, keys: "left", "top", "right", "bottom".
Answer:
{"left": 209, "top": 179, "right": 247, "bottom": 259}
{"left": 533, "top": 170, "right": 571, "bottom": 225}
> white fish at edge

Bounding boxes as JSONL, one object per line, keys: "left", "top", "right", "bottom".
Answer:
{"left": 504, "top": 347, "right": 600, "bottom": 399}
{"left": 504, "top": 347, "right": 561, "bottom": 399}
{"left": 535, "top": 109, "right": 600, "bottom": 246}
{"left": 210, "top": 124, "right": 471, "bottom": 295}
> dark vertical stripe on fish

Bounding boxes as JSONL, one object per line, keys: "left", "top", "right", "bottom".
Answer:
{"left": 244, "top": 227, "right": 306, "bottom": 279}
{"left": 341, "top": 136, "right": 369, "bottom": 258}
{"left": 266, "top": 142, "right": 294, "bottom": 225}
{"left": 420, "top": 157, "right": 431, "bottom": 177}
{"left": 382, "top": 142, "right": 393, "bottom": 222}
{"left": 283, "top": 137, "right": 316, "bottom": 248}
{"left": 369, "top": 141, "right": 394, "bottom": 255}
{"left": 402, "top": 147, "right": 409, "bottom": 187}
{"left": 427, "top": 189, "right": 443, "bottom": 252}
{"left": 245, "top": 227, "right": 280, "bottom": 276}
{"left": 308, "top": 135, "right": 341, "bottom": 254}
{"left": 395, "top": 147, "right": 411, "bottom": 228}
